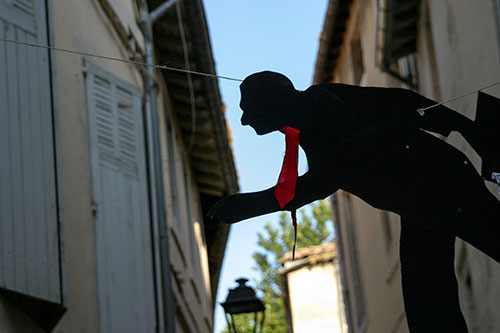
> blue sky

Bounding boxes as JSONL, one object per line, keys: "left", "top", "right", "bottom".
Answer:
{"left": 202, "top": 1, "right": 329, "bottom": 331}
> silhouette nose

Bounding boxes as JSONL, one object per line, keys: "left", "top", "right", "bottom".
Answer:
{"left": 241, "top": 115, "right": 249, "bottom": 126}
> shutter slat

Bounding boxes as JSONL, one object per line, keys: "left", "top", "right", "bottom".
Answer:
{"left": 27, "top": 30, "right": 43, "bottom": 297}
{"left": 94, "top": 76, "right": 115, "bottom": 154}
{"left": 18, "top": 27, "right": 36, "bottom": 296}
{"left": 0, "top": 1, "right": 35, "bottom": 34}
{"left": 36, "top": 3, "right": 59, "bottom": 298}
{"left": 0, "top": 19, "right": 15, "bottom": 290}
{"left": 12, "top": 0, "right": 34, "bottom": 17}
{"left": 6, "top": 21, "right": 24, "bottom": 292}
{"left": 117, "top": 86, "right": 137, "bottom": 174}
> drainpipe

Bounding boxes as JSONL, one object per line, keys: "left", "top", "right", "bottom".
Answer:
{"left": 140, "top": 1, "right": 179, "bottom": 332}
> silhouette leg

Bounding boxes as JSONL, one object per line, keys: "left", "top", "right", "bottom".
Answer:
{"left": 399, "top": 221, "right": 468, "bottom": 332}
{"left": 452, "top": 204, "right": 500, "bottom": 264}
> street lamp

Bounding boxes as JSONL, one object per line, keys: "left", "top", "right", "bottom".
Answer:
{"left": 221, "top": 278, "right": 266, "bottom": 333}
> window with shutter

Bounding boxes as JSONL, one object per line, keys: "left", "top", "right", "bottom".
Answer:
{"left": 85, "top": 63, "right": 157, "bottom": 332}
{"left": 91, "top": 74, "right": 140, "bottom": 176}
{"left": 0, "top": 0, "right": 64, "bottom": 330}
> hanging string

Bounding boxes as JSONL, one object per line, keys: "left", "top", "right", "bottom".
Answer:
{"left": 417, "top": 81, "right": 500, "bottom": 113}
{"left": 0, "top": 37, "right": 243, "bottom": 82}
{"left": 1, "top": 37, "right": 500, "bottom": 110}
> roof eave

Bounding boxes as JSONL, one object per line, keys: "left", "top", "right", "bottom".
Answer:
{"left": 313, "top": 0, "right": 353, "bottom": 84}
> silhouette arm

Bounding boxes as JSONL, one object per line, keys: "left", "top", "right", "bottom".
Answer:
{"left": 326, "top": 84, "right": 497, "bottom": 178}
{"left": 387, "top": 89, "right": 485, "bottom": 155}
{"left": 208, "top": 171, "right": 337, "bottom": 224}
{"left": 322, "top": 83, "right": 474, "bottom": 137}
{"left": 389, "top": 88, "right": 475, "bottom": 138}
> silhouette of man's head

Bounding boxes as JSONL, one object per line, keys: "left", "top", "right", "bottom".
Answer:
{"left": 239, "top": 71, "right": 298, "bottom": 135}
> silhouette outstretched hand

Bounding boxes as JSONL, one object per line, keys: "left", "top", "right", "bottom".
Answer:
{"left": 207, "top": 195, "right": 242, "bottom": 224}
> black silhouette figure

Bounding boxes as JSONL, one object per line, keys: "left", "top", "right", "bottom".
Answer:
{"left": 208, "top": 71, "right": 500, "bottom": 332}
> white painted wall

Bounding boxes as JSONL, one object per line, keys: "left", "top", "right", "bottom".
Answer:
{"left": 285, "top": 260, "right": 345, "bottom": 333}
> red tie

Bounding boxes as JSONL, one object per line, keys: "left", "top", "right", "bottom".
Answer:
{"left": 274, "top": 126, "right": 300, "bottom": 260}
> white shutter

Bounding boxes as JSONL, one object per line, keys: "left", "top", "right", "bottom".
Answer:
{"left": 0, "top": 0, "right": 62, "bottom": 304}
{"left": 85, "top": 63, "right": 157, "bottom": 332}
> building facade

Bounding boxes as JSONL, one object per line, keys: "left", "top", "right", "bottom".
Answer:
{"left": 314, "top": 0, "right": 500, "bottom": 332}
{"left": 280, "top": 243, "right": 347, "bottom": 333}
{"left": 0, "top": 0, "right": 238, "bottom": 332}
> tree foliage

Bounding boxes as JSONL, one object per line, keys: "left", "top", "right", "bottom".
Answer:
{"left": 221, "top": 200, "right": 333, "bottom": 333}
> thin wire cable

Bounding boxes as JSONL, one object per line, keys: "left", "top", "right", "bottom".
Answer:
{"left": 0, "top": 37, "right": 243, "bottom": 82}
{"left": 418, "top": 81, "right": 500, "bottom": 112}
{"left": 175, "top": 1, "right": 197, "bottom": 152}
{"left": 2, "top": 36, "right": 500, "bottom": 111}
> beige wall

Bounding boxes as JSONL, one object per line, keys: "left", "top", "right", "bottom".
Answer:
{"left": 423, "top": 1, "right": 500, "bottom": 331}
{"left": 329, "top": 0, "right": 500, "bottom": 332}
{"left": 333, "top": 191, "right": 407, "bottom": 333}
{"left": 107, "top": 0, "right": 145, "bottom": 50}
{"left": 53, "top": 1, "right": 145, "bottom": 331}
